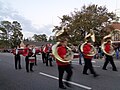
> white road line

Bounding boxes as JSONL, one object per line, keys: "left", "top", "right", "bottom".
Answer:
{"left": 72, "top": 61, "right": 79, "bottom": 62}
{"left": 39, "top": 72, "right": 92, "bottom": 90}
{"left": 93, "top": 65, "right": 101, "bottom": 67}
{"left": 91, "top": 61, "right": 96, "bottom": 63}
{"left": 72, "top": 60, "right": 96, "bottom": 63}
{"left": 72, "top": 63, "right": 101, "bottom": 67}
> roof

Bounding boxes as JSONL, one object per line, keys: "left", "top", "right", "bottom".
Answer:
{"left": 22, "top": 41, "right": 51, "bottom": 47}
{"left": 112, "top": 22, "right": 120, "bottom": 30}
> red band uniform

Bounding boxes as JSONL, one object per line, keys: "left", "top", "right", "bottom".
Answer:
{"left": 83, "top": 43, "right": 98, "bottom": 77}
{"left": 47, "top": 45, "right": 53, "bottom": 66}
{"left": 24, "top": 45, "right": 34, "bottom": 72}
{"left": 102, "top": 42, "right": 117, "bottom": 71}
{"left": 40, "top": 45, "right": 46, "bottom": 63}
{"left": 56, "top": 44, "right": 72, "bottom": 89}
{"left": 13, "top": 47, "right": 22, "bottom": 70}
{"left": 44, "top": 45, "right": 49, "bottom": 66}
{"left": 32, "top": 47, "right": 37, "bottom": 65}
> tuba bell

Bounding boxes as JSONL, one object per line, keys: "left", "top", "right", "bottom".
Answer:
{"left": 52, "top": 26, "right": 74, "bottom": 63}
{"left": 80, "top": 29, "right": 96, "bottom": 56}
{"left": 52, "top": 42, "right": 73, "bottom": 63}
{"left": 55, "top": 28, "right": 64, "bottom": 37}
{"left": 101, "top": 34, "right": 115, "bottom": 56}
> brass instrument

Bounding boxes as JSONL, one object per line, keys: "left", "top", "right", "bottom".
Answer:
{"left": 52, "top": 26, "right": 73, "bottom": 63}
{"left": 52, "top": 42, "right": 73, "bottom": 63}
{"left": 80, "top": 29, "right": 96, "bottom": 56}
{"left": 55, "top": 28, "right": 64, "bottom": 37}
{"left": 101, "top": 34, "right": 115, "bottom": 56}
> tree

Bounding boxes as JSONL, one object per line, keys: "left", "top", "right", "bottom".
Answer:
{"left": 23, "top": 38, "right": 30, "bottom": 42}
{"left": 0, "top": 27, "right": 6, "bottom": 48}
{"left": 48, "top": 36, "right": 56, "bottom": 43}
{"left": 53, "top": 4, "right": 119, "bottom": 45}
{"left": 32, "top": 34, "right": 47, "bottom": 42}
{"left": 10, "top": 21, "right": 23, "bottom": 48}
{"left": 0, "top": 21, "right": 23, "bottom": 48}
{"left": 0, "top": 21, "right": 12, "bottom": 48}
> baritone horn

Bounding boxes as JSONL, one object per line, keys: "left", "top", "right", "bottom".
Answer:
{"left": 52, "top": 26, "right": 74, "bottom": 63}
{"left": 80, "top": 29, "right": 96, "bottom": 56}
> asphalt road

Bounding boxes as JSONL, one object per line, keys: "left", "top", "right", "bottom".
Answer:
{"left": 0, "top": 53, "right": 120, "bottom": 90}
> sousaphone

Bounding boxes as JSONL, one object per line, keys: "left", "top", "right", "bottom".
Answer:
{"left": 80, "top": 29, "right": 96, "bottom": 56}
{"left": 52, "top": 26, "right": 74, "bottom": 63}
{"left": 101, "top": 34, "right": 115, "bottom": 56}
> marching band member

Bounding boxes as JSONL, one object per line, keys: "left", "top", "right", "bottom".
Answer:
{"left": 13, "top": 46, "right": 22, "bottom": 70}
{"left": 43, "top": 44, "right": 53, "bottom": 66}
{"left": 44, "top": 44, "right": 49, "bottom": 66}
{"left": 56, "top": 39, "right": 73, "bottom": 89}
{"left": 82, "top": 41, "right": 99, "bottom": 77}
{"left": 81, "top": 30, "right": 99, "bottom": 77}
{"left": 52, "top": 26, "right": 73, "bottom": 89}
{"left": 40, "top": 45, "right": 46, "bottom": 63}
{"left": 102, "top": 39, "right": 117, "bottom": 71}
{"left": 78, "top": 41, "right": 83, "bottom": 65}
{"left": 32, "top": 45, "right": 37, "bottom": 65}
{"left": 24, "top": 44, "right": 34, "bottom": 72}
{"left": 47, "top": 44, "right": 53, "bottom": 66}
{"left": 48, "top": 49, "right": 53, "bottom": 66}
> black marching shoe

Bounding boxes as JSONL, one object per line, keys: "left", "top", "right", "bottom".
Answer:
{"left": 59, "top": 86, "right": 67, "bottom": 89}
{"left": 64, "top": 82, "right": 71, "bottom": 88}
{"left": 30, "top": 69, "right": 34, "bottom": 72}
{"left": 102, "top": 68, "right": 107, "bottom": 70}
{"left": 93, "top": 74, "right": 99, "bottom": 77}
{"left": 19, "top": 67, "right": 22, "bottom": 69}
{"left": 83, "top": 72, "right": 89, "bottom": 75}
{"left": 113, "top": 69, "right": 118, "bottom": 71}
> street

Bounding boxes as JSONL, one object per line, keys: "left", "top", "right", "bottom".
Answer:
{"left": 0, "top": 53, "right": 120, "bottom": 90}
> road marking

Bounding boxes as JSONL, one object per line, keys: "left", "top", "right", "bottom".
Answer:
{"left": 72, "top": 63, "right": 101, "bottom": 67}
{"left": 72, "top": 61, "right": 79, "bottom": 62}
{"left": 39, "top": 72, "right": 92, "bottom": 90}
{"left": 72, "top": 60, "right": 96, "bottom": 63}
{"left": 91, "top": 61, "right": 96, "bottom": 63}
{"left": 93, "top": 65, "right": 101, "bottom": 67}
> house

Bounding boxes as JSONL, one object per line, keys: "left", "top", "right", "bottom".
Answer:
{"left": 111, "top": 22, "right": 120, "bottom": 43}
{"left": 20, "top": 41, "right": 52, "bottom": 48}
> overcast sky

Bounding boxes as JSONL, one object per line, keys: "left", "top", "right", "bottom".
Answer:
{"left": 0, "top": 0, "right": 120, "bottom": 38}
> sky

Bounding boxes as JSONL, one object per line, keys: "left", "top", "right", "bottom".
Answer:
{"left": 0, "top": 0, "right": 120, "bottom": 39}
